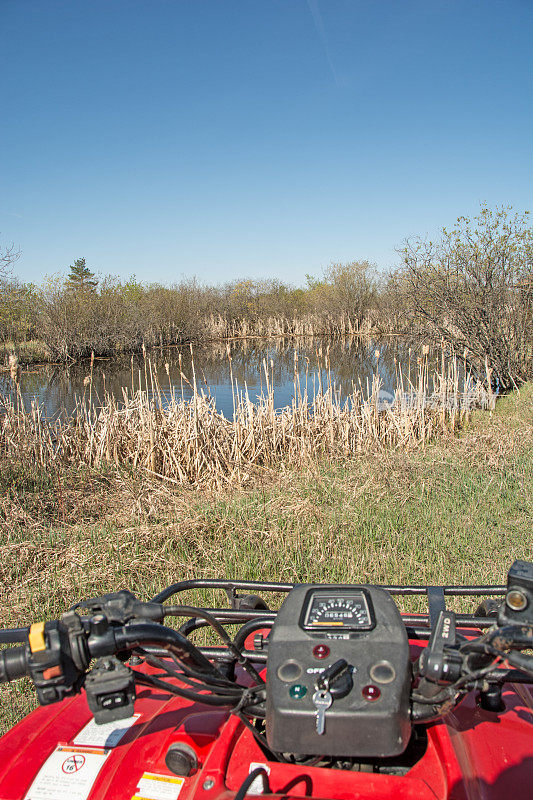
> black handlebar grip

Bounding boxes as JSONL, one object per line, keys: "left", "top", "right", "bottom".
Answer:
{"left": 0, "top": 647, "right": 29, "bottom": 683}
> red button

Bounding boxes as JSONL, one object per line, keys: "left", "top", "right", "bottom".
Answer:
{"left": 313, "top": 644, "right": 330, "bottom": 659}
{"left": 362, "top": 684, "right": 381, "bottom": 701}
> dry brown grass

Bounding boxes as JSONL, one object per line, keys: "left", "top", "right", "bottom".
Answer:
{"left": 1, "top": 352, "right": 490, "bottom": 489}
{"left": 203, "top": 312, "right": 375, "bottom": 339}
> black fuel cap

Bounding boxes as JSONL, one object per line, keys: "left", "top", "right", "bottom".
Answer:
{"left": 165, "top": 743, "right": 198, "bottom": 777}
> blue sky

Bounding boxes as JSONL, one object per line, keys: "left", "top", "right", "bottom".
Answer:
{"left": 1, "top": 0, "right": 532, "bottom": 287}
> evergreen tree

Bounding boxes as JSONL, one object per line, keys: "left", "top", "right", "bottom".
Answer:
{"left": 66, "top": 258, "right": 98, "bottom": 293}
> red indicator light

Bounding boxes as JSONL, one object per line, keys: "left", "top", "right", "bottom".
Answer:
{"left": 313, "top": 644, "right": 330, "bottom": 659}
{"left": 362, "top": 684, "right": 381, "bottom": 701}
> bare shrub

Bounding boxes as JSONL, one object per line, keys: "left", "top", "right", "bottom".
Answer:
{"left": 393, "top": 205, "right": 533, "bottom": 389}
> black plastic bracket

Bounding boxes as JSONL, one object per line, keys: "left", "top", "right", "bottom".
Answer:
{"left": 85, "top": 657, "right": 135, "bottom": 724}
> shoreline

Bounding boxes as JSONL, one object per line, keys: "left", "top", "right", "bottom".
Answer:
{"left": 2, "top": 329, "right": 410, "bottom": 369}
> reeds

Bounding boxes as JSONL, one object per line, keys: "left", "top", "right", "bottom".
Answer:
{"left": 204, "top": 313, "right": 374, "bottom": 340}
{"left": 1, "top": 352, "right": 491, "bottom": 489}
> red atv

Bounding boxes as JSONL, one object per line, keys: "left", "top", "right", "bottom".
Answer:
{"left": 1, "top": 560, "right": 532, "bottom": 799}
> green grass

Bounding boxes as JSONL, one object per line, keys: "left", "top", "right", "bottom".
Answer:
{"left": 1, "top": 383, "right": 532, "bottom": 732}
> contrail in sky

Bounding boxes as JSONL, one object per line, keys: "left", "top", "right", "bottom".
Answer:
{"left": 306, "top": 0, "right": 341, "bottom": 86}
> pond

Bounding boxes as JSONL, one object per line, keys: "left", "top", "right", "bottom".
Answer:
{"left": 2, "top": 337, "right": 439, "bottom": 420}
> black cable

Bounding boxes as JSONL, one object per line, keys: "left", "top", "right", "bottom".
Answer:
{"left": 163, "top": 606, "right": 265, "bottom": 685}
{"left": 133, "top": 646, "right": 240, "bottom": 691}
{"left": 134, "top": 665, "right": 265, "bottom": 710}
{"left": 148, "top": 667, "right": 243, "bottom": 696}
{"left": 413, "top": 641, "right": 533, "bottom": 718}
{"left": 460, "top": 633, "right": 533, "bottom": 678}
{"left": 501, "top": 651, "right": 533, "bottom": 679}
{"left": 141, "top": 649, "right": 240, "bottom": 689}
{"left": 167, "top": 651, "right": 243, "bottom": 690}
{"left": 239, "top": 698, "right": 266, "bottom": 719}
{"left": 412, "top": 658, "right": 502, "bottom": 709}
{"left": 233, "top": 767, "right": 271, "bottom": 800}
{"left": 134, "top": 672, "right": 241, "bottom": 706}
{"left": 114, "top": 623, "right": 224, "bottom": 681}
{"left": 144, "top": 654, "right": 244, "bottom": 696}
{"left": 462, "top": 623, "right": 533, "bottom": 655}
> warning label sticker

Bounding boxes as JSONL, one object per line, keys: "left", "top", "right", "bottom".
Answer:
{"left": 24, "top": 745, "right": 109, "bottom": 800}
{"left": 132, "top": 772, "right": 185, "bottom": 800}
{"left": 73, "top": 713, "right": 140, "bottom": 748}
{"left": 61, "top": 754, "right": 86, "bottom": 773}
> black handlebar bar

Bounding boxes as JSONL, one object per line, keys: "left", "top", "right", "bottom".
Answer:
{"left": 0, "top": 628, "right": 30, "bottom": 644}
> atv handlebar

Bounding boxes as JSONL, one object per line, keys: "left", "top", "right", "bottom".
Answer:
{"left": 1, "top": 561, "right": 532, "bottom": 734}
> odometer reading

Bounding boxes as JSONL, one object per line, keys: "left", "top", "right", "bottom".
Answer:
{"left": 302, "top": 591, "right": 374, "bottom": 631}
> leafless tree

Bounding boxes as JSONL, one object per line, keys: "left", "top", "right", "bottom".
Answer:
{"left": 0, "top": 238, "right": 21, "bottom": 281}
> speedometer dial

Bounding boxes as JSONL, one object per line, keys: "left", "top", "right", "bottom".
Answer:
{"left": 302, "top": 591, "right": 374, "bottom": 631}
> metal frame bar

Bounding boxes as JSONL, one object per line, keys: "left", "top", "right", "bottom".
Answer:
{"left": 152, "top": 578, "right": 506, "bottom": 604}
{"left": 153, "top": 578, "right": 505, "bottom": 635}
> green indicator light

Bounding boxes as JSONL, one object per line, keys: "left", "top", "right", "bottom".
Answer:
{"left": 289, "top": 684, "right": 307, "bottom": 699}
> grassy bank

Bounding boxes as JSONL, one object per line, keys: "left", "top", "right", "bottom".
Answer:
{"left": 1, "top": 383, "right": 532, "bottom": 732}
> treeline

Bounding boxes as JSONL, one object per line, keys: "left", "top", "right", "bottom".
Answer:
{"left": 1, "top": 260, "right": 379, "bottom": 360}
{"left": 1, "top": 206, "right": 532, "bottom": 388}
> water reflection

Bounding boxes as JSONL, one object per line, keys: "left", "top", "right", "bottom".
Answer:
{"left": 1, "top": 337, "right": 433, "bottom": 419}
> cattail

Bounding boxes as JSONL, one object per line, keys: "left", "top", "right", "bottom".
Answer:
{"left": 0, "top": 352, "right": 487, "bottom": 488}
{"left": 8, "top": 353, "right": 20, "bottom": 384}
{"left": 422, "top": 344, "right": 430, "bottom": 356}
{"left": 375, "top": 349, "right": 380, "bottom": 360}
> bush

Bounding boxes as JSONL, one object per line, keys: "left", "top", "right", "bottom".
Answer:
{"left": 393, "top": 206, "right": 533, "bottom": 389}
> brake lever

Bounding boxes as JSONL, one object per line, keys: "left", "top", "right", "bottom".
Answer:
{"left": 71, "top": 590, "right": 164, "bottom": 625}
